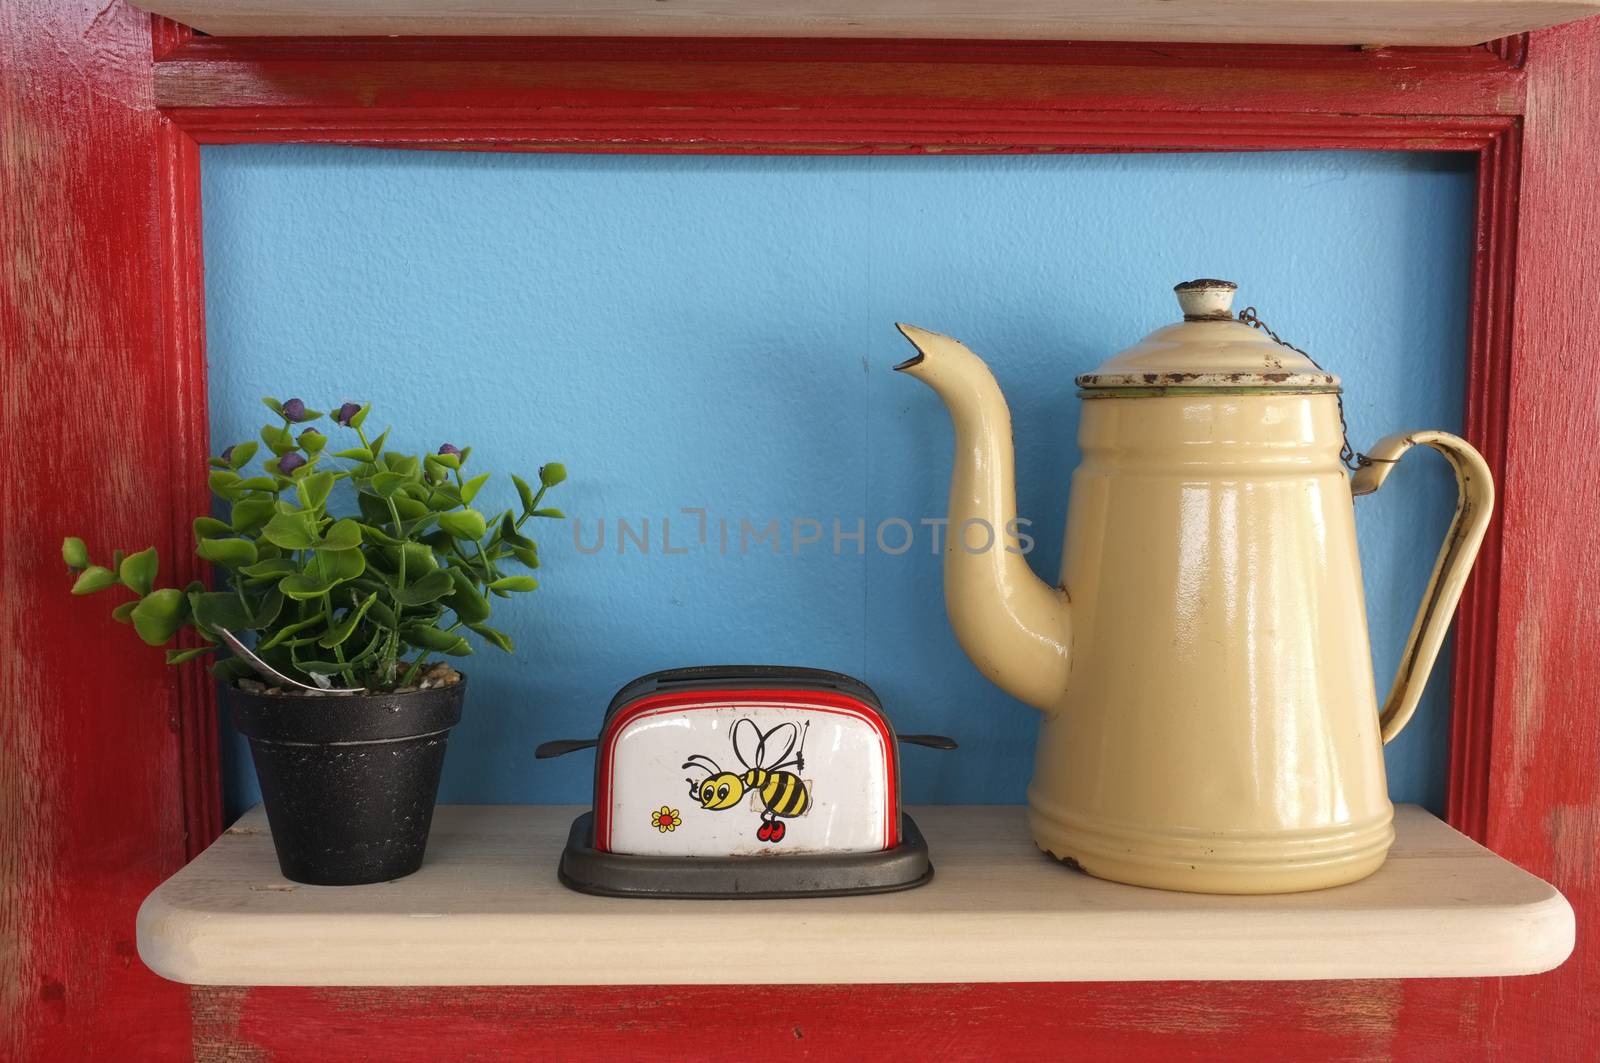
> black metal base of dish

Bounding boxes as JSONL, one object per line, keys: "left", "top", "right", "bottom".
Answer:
{"left": 557, "top": 812, "right": 934, "bottom": 899}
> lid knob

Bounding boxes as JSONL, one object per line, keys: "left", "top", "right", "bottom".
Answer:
{"left": 1174, "top": 278, "right": 1238, "bottom": 320}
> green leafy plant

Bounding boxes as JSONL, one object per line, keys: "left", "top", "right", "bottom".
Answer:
{"left": 64, "top": 398, "right": 565, "bottom": 691}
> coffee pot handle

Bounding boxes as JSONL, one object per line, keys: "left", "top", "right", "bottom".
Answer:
{"left": 1351, "top": 431, "right": 1495, "bottom": 744}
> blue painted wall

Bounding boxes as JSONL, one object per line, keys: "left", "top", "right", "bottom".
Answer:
{"left": 202, "top": 147, "right": 1475, "bottom": 818}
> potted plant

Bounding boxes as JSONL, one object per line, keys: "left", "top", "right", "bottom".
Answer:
{"left": 63, "top": 398, "right": 565, "bottom": 885}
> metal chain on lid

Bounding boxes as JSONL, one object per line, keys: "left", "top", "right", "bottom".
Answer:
{"left": 1235, "top": 306, "right": 1382, "bottom": 472}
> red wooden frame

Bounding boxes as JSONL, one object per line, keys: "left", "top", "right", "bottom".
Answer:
{"left": 6, "top": 2, "right": 1598, "bottom": 1057}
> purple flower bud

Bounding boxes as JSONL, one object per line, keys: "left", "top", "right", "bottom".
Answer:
{"left": 335, "top": 401, "right": 362, "bottom": 426}
{"left": 438, "top": 443, "right": 462, "bottom": 457}
{"left": 220, "top": 445, "right": 236, "bottom": 463}
{"left": 282, "top": 398, "right": 308, "bottom": 422}
{"left": 277, "top": 452, "right": 307, "bottom": 475}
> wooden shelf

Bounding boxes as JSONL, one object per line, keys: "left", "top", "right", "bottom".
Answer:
{"left": 132, "top": 0, "right": 1600, "bottom": 47}
{"left": 137, "top": 804, "right": 1573, "bottom": 987}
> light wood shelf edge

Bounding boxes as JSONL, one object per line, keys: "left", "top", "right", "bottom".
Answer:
{"left": 136, "top": 804, "right": 1574, "bottom": 987}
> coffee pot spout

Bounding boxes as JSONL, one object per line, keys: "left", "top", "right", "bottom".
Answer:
{"left": 893, "top": 324, "right": 1072, "bottom": 712}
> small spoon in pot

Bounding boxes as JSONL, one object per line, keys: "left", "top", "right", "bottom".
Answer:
{"left": 211, "top": 628, "right": 366, "bottom": 695}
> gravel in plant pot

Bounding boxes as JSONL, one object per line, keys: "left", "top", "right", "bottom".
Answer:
{"left": 64, "top": 398, "right": 565, "bottom": 885}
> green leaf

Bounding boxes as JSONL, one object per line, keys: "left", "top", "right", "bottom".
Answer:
{"left": 278, "top": 572, "right": 338, "bottom": 600}
{"left": 466, "top": 621, "right": 513, "bottom": 654}
{"left": 299, "top": 430, "right": 327, "bottom": 454}
{"left": 417, "top": 529, "right": 453, "bottom": 552}
{"left": 119, "top": 548, "right": 158, "bottom": 596}
{"left": 367, "top": 596, "right": 397, "bottom": 629}
{"left": 230, "top": 497, "right": 276, "bottom": 533}
{"left": 188, "top": 591, "right": 254, "bottom": 632}
{"left": 510, "top": 543, "right": 540, "bottom": 570}
{"left": 166, "top": 646, "right": 214, "bottom": 665}
{"left": 319, "top": 518, "right": 362, "bottom": 551}
{"left": 358, "top": 522, "right": 403, "bottom": 547}
{"left": 71, "top": 565, "right": 119, "bottom": 595}
{"left": 530, "top": 508, "right": 564, "bottom": 519}
{"left": 426, "top": 484, "right": 463, "bottom": 511}
{"left": 489, "top": 575, "right": 539, "bottom": 593}
{"left": 445, "top": 567, "right": 491, "bottom": 624}
{"left": 498, "top": 514, "right": 534, "bottom": 550}
{"left": 393, "top": 541, "right": 438, "bottom": 576}
{"left": 392, "top": 496, "right": 430, "bottom": 522}
{"left": 438, "top": 509, "right": 487, "bottom": 541}
{"left": 238, "top": 558, "right": 296, "bottom": 579}
{"left": 111, "top": 600, "right": 138, "bottom": 624}
{"left": 371, "top": 471, "right": 410, "bottom": 498}
{"left": 297, "top": 471, "right": 336, "bottom": 511}
{"left": 196, "top": 537, "right": 258, "bottom": 569}
{"left": 227, "top": 441, "right": 260, "bottom": 469}
{"left": 401, "top": 623, "right": 472, "bottom": 656}
{"left": 235, "top": 476, "right": 278, "bottom": 492}
{"left": 350, "top": 404, "right": 371, "bottom": 431}
{"left": 262, "top": 397, "right": 285, "bottom": 416}
{"left": 262, "top": 510, "right": 318, "bottom": 550}
{"left": 395, "top": 569, "right": 454, "bottom": 606}
{"left": 539, "top": 462, "right": 567, "bottom": 487}
{"left": 258, "top": 613, "right": 325, "bottom": 651}
{"left": 193, "top": 517, "right": 232, "bottom": 541}
{"left": 368, "top": 427, "right": 389, "bottom": 456}
{"left": 334, "top": 447, "right": 374, "bottom": 462}
{"left": 431, "top": 450, "right": 461, "bottom": 472}
{"left": 61, "top": 537, "right": 89, "bottom": 569}
{"left": 356, "top": 492, "right": 391, "bottom": 525}
{"left": 207, "top": 470, "right": 243, "bottom": 502}
{"left": 512, "top": 474, "right": 537, "bottom": 516}
{"left": 131, "top": 588, "right": 186, "bottom": 646}
{"left": 259, "top": 423, "right": 296, "bottom": 456}
{"left": 318, "top": 592, "right": 377, "bottom": 648}
{"left": 316, "top": 548, "right": 365, "bottom": 582}
{"left": 250, "top": 588, "right": 286, "bottom": 628}
{"left": 292, "top": 625, "right": 387, "bottom": 676}
{"left": 460, "top": 472, "right": 490, "bottom": 505}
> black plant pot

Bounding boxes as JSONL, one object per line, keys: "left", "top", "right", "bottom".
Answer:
{"left": 227, "top": 678, "right": 465, "bottom": 886}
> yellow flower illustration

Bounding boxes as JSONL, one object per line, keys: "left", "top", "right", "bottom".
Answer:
{"left": 651, "top": 806, "right": 682, "bottom": 833}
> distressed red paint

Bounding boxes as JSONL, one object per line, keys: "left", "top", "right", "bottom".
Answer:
{"left": 5, "top": 1, "right": 1599, "bottom": 1058}
{"left": 1, "top": 0, "right": 196, "bottom": 1059}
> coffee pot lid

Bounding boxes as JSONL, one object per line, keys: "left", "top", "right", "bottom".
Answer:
{"left": 1075, "top": 280, "right": 1340, "bottom": 392}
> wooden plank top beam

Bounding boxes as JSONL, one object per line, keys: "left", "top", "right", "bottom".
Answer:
{"left": 132, "top": 0, "right": 1600, "bottom": 47}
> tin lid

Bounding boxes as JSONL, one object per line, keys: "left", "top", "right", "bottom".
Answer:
{"left": 1075, "top": 279, "right": 1340, "bottom": 392}
{"left": 602, "top": 664, "right": 885, "bottom": 723}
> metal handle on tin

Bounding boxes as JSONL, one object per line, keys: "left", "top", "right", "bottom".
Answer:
{"left": 898, "top": 734, "right": 958, "bottom": 750}
{"left": 535, "top": 738, "right": 598, "bottom": 759}
{"left": 1351, "top": 430, "right": 1495, "bottom": 744}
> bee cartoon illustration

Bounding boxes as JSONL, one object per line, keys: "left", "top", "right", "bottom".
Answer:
{"left": 682, "top": 718, "right": 811, "bottom": 843}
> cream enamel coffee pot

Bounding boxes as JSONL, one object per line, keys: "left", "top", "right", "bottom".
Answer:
{"left": 895, "top": 279, "right": 1494, "bottom": 894}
